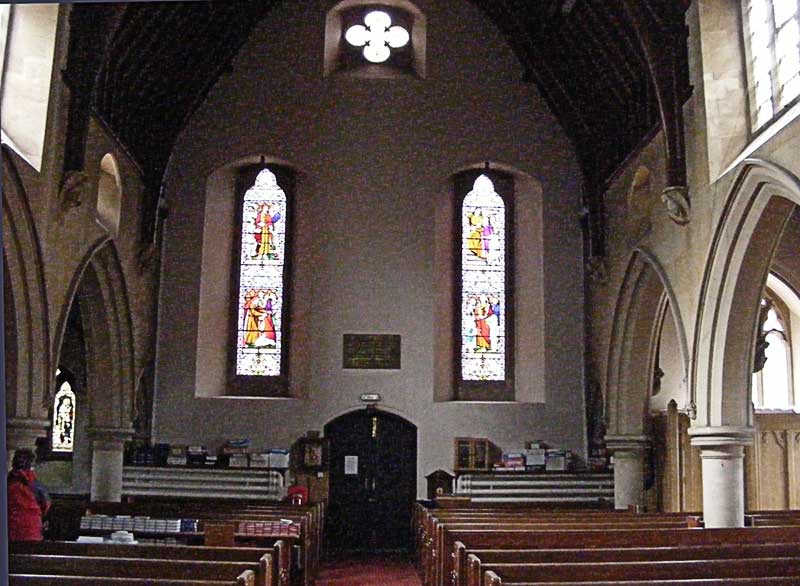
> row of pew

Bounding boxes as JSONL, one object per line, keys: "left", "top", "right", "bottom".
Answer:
{"left": 9, "top": 497, "right": 325, "bottom": 586}
{"left": 414, "top": 503, "right": 800, "bottom": 586}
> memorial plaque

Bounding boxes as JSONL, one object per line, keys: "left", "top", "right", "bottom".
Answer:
{"left": 343, "top": 334, "right": 401, "bottom": 369}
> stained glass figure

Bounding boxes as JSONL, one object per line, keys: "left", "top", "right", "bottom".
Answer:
{"left": 52, "top": 381, "right": 76, "bottom": 452}
{"left": 461, "top": 174, "right": 505, "bottom": 381}
{"left": 236, "top": 169, "right": 287, "bottom": 376}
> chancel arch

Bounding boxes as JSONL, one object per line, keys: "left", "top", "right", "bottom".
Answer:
{"left": 691, "top": 158, "right": 800, "bottom": 526}
{"left": 604, "top": 248, "right": 689, "bottom": 510}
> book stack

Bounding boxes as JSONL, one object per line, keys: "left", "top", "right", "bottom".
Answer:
{"left": 166, "top": 445, "right": 187, "bottom": 466}
{"left": 221, "top": 439, "right": 251, "bottom": 468}
{"left": 186, "top": 446, "right": 207, "bottom": 467}
{"left": 267, "top": 449, "right": 290, "bottom": 468}
{"left": 249, "top": 453, "right": 270, "bottom": 468}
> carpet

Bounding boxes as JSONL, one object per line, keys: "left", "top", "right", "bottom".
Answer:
{"left": 316, "top": 554, "right": 422, "bottom": 586}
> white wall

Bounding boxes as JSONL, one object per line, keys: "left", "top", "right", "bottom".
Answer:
{"left": 154, "top": 0, "right": 585, "bottom": 497}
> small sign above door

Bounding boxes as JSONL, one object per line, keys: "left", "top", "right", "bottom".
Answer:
{"left": 343, "top": 334, "right": 401, "bottom": 369}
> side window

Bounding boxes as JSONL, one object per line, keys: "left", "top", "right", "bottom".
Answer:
{"left": 753, "top": 274, "right": 799, "bottom": 410}
{"left": 230, "top": 166, "right": 294, "bottom": 396}
{"left": 743, "top": 0, "right": 800, "bottom": 130}
{"left": 0, "top": 3, "right": 58, "bottom": 170}
{"left": 37, "top": 368, "right": 77, "bottom": 461}
{"left": 455, "top": 170, "right": 514, "bottom": 401}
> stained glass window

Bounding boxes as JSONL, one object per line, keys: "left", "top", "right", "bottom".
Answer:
{"left": 744, "top": 0, "right": 800, "bottom": 129}
{"left": 52, "top": 379, "right": 76, "bottom": 453}
{"left": 455, "top": 171, "right": 514, "bottom": 401}
{"left": 235, "top": 168, "right": 288, "bottom": 377}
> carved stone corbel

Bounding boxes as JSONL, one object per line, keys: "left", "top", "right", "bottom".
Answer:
{"left": 662, "top": 186, "right": 690, "bottom": 225}
{"left": 59, "top": 170, "right": 90, "bottom": 212}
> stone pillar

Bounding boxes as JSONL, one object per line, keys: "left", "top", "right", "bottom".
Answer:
{"left": 6, "top": 417, "right": 50, "bottom": 470}
{"left": 605, "top": 435, "right": 649, "bottom": 510}
{"left": 89, "top": 427, "right": 132, "bottom": 502}
{"left": 689, "top": 426, "right": 754, "bottom": 528}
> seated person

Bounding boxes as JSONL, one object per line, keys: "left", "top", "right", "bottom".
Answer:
{"left": 8, "top": 448, "right": 51, "bottom": 542}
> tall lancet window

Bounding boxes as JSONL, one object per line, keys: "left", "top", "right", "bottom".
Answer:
{"left": 456, "top": 170, "right": 514, "bottom": 401}
{"left": 232, "top": 166, "right": 294, "bottom": 395}
{"left": 51, "top": 371, "right": 76, "bottom": 453}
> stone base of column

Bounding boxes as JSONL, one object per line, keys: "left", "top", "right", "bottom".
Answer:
{"left": 689, "top": 426, "right": 754, "bottom": 528}
{"left": 605, "top": 435, "right": 649, "bottom": 510}
{"left": 89, "top": 427, "right": 133, "bottom": 502}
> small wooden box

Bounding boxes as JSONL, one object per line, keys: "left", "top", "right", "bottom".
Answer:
{"left": 454, "top": 437, "right": 499, "bottom": 472}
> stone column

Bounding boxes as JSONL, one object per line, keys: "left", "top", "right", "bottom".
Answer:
{"left": 89, "top": 427, "right": 132, "bottom": 502}
{"left": 689, "top": 426, "right": 754, "bottom": 528}
{"left": 6, "top": 417, "right": 50, "bottom": 470}
{"left": 605, "top": 435, "right": 649, "bottom": 510}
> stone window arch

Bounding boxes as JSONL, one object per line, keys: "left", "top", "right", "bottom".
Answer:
{"left": 97, "top": 153, "right": 122, "bottom": 236}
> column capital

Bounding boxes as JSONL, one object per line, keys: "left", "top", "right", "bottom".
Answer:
{"left": 6, "top": 417, "right": 50, "bottom": 445}
{"left": 88, "top": 427, "right": 134, "bottom": 451}
{"left": 688, "top": 425, "right": 754, "bottom": 448}
{"left": 604, "top": 435, "right": 649, "bottom": 454}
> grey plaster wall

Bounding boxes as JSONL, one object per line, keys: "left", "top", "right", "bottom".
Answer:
{"left": 154, "top": 0, "right": 586, "bottom": 497}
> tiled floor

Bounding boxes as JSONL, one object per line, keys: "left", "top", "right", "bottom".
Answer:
{"left": 316, "top": 553, "right": 422, "bottom": 586}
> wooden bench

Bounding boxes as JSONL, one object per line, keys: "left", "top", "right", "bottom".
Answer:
{"left": 456, "top": 542, "right": 800, "bottom": 586}
{"left": 86, "top": 500, "right": 317, "bottom": 584}
{"left": 10, "top": 577, "right": 247, "bottom": 586}
{"left": 10, "top": 541, "right": 278, "bottom": 586}
{"left": 436, "top": 525, "right": 800, "bottom": 586}
{"left": 482, "top": 571, "right": 800, "bottom": 586}
{"left": 9, "top": 554, "right": 257, "bottom": 586}
{"left": 468, "top": 554, "right": 800, "bottom": 586}
{"left": 427, "top": 519, "right": 693, "bottom": 586}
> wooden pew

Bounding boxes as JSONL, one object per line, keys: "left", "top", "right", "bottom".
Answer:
{"left": 437, "top": 525, "right": 800, "bottom": 586}
{"left": 86, "top": 500, "right": 318, "bottom": 583}
{"left": 9, "top": 554, "right": 257, "bottom": 585}
{"left": 10, "top": 541, "right": 277, "bottom": 586}
{"left": 455, "top": 541, "right": 800, "bottom": 586}
{"left": 10, "top": 577, "right": 246, "bottom": 586}
{"left": 482, "top": 570, "right": 800, "bottom": 586}
{"left": 476, "top": 557, "right": 800, "bottom": 585}
{"left": 427, "top": 518, "right": 692, "bottom": 586}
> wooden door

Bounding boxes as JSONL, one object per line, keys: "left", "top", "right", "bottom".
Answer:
{"left": 324, "top": 408, "right": 417, "bottom": 552}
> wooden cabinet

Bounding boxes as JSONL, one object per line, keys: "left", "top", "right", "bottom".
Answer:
{"left": 454, "top": 438, "right": 498, "bottom": 472}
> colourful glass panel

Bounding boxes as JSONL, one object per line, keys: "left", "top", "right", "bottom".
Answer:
{"left": 52, "top": 381, "right": 76, "bottom": 452}
{"left": 236, "top": 169, "right": 287, "bottom": 376}
{"left": 461, "top": 174, "right": 506, "bottom": 381}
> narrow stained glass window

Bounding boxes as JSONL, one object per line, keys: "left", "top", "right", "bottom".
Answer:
{"left": 236, "top": 168, "right": 287, "bottom": 377}
{"left": 52, "top": 380, "right": 76, "bottom": 453}
{"left": 461, "top": 174, "right": 506, "bottom": 381}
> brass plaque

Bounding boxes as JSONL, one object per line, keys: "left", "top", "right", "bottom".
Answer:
{"left": 343, "top": 334, "right": 401, "bottom": 369}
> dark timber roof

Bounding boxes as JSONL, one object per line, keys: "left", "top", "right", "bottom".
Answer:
{"left": 63, "top": 0, "right": 692, "bottom": 250}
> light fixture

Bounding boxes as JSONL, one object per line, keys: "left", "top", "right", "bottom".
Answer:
{"left": 345, "top": 10, "right": 409, "bottom": 64}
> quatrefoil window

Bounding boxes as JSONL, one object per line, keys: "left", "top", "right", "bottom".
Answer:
{"left": 344, "top": 10, "right": 410, "bottom": 63}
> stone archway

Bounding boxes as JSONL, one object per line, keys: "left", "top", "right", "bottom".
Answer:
{"left": 691, "top": 159, "right": 800, "bottom": 526}
{"left": 55, "top": 238, "right": 136, "bottom": 500}
{"left": 2, "top": 148, "right": 51, "bottom": 463}
{"left": 604, "top": 248, "right": 689, "bottom": 509}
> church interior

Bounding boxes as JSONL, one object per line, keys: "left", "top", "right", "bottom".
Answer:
{"left": 3, "top": 0, "right": 800, "bottom": 583}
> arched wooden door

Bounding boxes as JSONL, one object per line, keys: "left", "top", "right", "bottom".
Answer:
{"left": 324, "top": 408, "right": 417, "bottom": 552}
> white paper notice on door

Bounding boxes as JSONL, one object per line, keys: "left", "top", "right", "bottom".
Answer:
{"left": 344, "top": 455, "right": 358, "bottom": 475}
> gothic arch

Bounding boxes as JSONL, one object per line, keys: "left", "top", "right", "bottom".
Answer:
{"left": 55, "top": 238, "right": 136, "bottom": 433}
{"left": 692, "top": 159, "right": 800, "bottom": 434}
{"left": 2, "top": 148, "right": 51, "bottom": 429}
{"left": 605, "top": 248, "right": 689, "bottom": 437}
